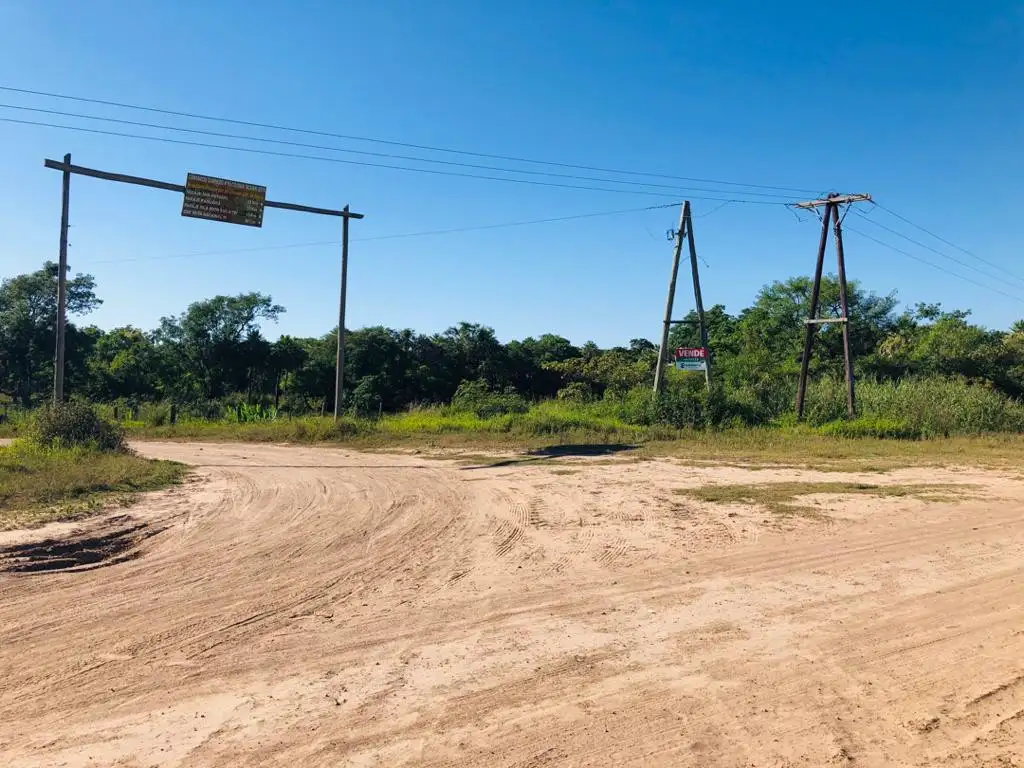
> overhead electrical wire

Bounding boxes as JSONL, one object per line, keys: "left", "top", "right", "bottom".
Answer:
{"left": 0, "top": 116, "right": 793, "bottom": 204}
{"left": 0, "top": 103, "right": 797, "bottom": 200}
{"left": 6, "top": 86, "right": 1015, "bottom": 310}
{"left": 86, "top": 201, "right": 684, "bottom": 265}
{"left": 851, "top": 209, "right": 1024, "bottom": 289}
{"left": 843, "top": 225, "right": 1024, "bottom": 306}
{"left": 873, "top": 202, "right": 1024, "bottom": 284}
{"left": 0, "top": 84, "right": 821, "bottom": 195}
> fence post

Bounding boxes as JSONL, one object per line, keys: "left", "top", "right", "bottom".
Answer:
{"left": 170, "top": 404, "right": 177, "bottom": 425}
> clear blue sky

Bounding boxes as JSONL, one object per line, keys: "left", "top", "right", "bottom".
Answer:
{"left": 1, "top": 1, "right": 1021, "bottom": 346}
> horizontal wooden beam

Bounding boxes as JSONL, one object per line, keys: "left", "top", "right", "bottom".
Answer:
{"left": 793, "top": 193, "right": 871, "bottom": 209}
{"left": 805, "top": 318, "right": 848, "bottom": 324}
{"left": 44, "top": 158, "right": 364, "bottom": 219}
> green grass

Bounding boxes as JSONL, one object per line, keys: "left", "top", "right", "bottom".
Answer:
{"left": 123, "top": 410, "right": 1024, "bottom": 472}
{"left": 128, "top": 400, "right": 665, "bottom": 447}
{"left": 0, "top": 441, "right": 187, "bottom": 529}
{"left": 674, "top": 481, "right": 965, "bottom": 518}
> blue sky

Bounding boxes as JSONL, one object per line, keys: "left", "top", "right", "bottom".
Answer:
{"left": 1, "top": 1, "right": 1021, "bottom": 346}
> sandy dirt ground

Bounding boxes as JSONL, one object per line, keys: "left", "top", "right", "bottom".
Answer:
{"left": 1, "top": 442, "right": 1023, "bottom": 768}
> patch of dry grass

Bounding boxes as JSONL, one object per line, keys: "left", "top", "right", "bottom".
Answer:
{"left": 642, "top": 431, "right": 1024, "bottom": 472}
{"left": 674, "top": 481, "right": 965, "bottom": 518}
{"left": 0, "top": 441, "right": 186, "bottom": 529}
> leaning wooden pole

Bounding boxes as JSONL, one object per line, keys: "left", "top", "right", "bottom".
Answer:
{"left": 683, "top": 201, "right": 712, "bottom": 389}
{"left": 653, "top": 203, "right": 687, "bottom": 396}
{"left": 795, "top": 202, "right": 832, "bottom": 420}
{"left": 831, "top": 203, "right": 855, "bottom": 418}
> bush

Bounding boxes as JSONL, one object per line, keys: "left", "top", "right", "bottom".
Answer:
{"left": 799, "top": 377, "right": 1024, "bottom": 435}
{"left": 27, "top": 401, "right": 126, "bottom": 452}
{"left": 556, "top": 382, "right": 594, "bottom": 403}
{"left": 818, "top": 417, "right": 922, "bottom": 440}
{"left": 451, "top": 380, "right": 529, "bottom": 418}
{"left": 350, "top": 375, "right": 384, "bottom": 418}
{"left": 855, "top": 378, "right": 1024, "bottom": 436}
{"left": 145, "top": 403, "right": 172, "bottom": 427}
{"left": 609, "top": 375, "right": 758, "bottom": 430}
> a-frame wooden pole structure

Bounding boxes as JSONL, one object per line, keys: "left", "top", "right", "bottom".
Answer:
{"left": 793, "top": 193, "right": 871, "bottom": 420}
{"left": 654, "top": 201, "right": 711, "bottom": 395}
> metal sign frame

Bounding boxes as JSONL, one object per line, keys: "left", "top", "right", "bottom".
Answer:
{"left": 44, "top": 154, "right": 364, "bottom": 418}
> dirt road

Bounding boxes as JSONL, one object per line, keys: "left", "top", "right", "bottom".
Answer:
{"left": 1, "top": 442, "right": 1023, "bottom": 767}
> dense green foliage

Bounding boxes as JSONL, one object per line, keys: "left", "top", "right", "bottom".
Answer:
{"left": 2, "top": 261, "right": 1023, "bottom": 436}
{"left": 27, "top": 401, "right": 126, "bottom": 452}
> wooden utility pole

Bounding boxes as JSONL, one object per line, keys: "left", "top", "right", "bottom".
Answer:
{"left": 334, "top": 205, "right": 351, "bottom": 420}
{"left": 654, "top": 201, "right": 711, "bottom": 394}
{"left": 53, "top": 153, "right": 71, "bottom": 406}
{"left": 653, "top": 204, "right": 686, "bottom": 396}
{"left": 793, "top": 193, "right": 871, "bottom": 420}
{"left": 684, "top": 202, "right": 711, "bottom": 389}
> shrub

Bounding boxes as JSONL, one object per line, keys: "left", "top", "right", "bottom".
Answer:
{"left": 556, "top": 382, "right": 594, "bottom": 403}
{"left": 350, "top": 375, "right": 384, "bottom": 418}
{"left": 145, "top": 403, "right": 172, "bottom": 427}
{"left": 451, "top": 380, "right": 529, "bottom": 418}
{"left": 615, "top": 387, "right": 656, "bottom": 426}
{"left": 844, "top": 379, "right": 1024, "bottom": 436}
{"left": 28, "top": 401, "right": 126, "bottom": 452}
{"left": 818, "top": 417, "right": 922, "bottom": 440}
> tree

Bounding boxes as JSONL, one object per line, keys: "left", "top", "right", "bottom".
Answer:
{"left": 873, "top": 304, "right": 1004, "bottom": 384}
{"left": 725, "top": 275, "right": 897, "bottom": 387}
{"left": 155, "top": 293, "right": 283, "bottom": 400}
{"left": 270, "top": 336, "right": 309, "bottom": 409}
{"left": 86, "top": 327, "right": 161, "bottom": 401}
{"left": 0, "top": 262, "right": 101, "bottom": 406}
{"left": 506, "top": 334, "right": 579, "bottom": 399}
{"left": 434, "top": 322, "right": 509, "bottom": 396}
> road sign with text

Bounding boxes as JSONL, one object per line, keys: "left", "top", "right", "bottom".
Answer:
{"left": 182, "top": 173, "right": 266, "bottom": 227}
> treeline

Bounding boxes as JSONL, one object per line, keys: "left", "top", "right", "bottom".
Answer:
{"left": 2, "top": 262, "right": 1023, "bottom": 423}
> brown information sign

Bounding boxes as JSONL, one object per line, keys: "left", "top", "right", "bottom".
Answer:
{"left": 181, "top": 173, "right": 266, "bottom": 227}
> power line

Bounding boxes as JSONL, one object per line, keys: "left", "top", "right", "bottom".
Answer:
{"left": 0, "top": 84, "right": 822, "bottom": 195}
{"left": 873, "top": 202, "right": 1024, "bottom": 284}
{"left": 0, "top": 116, "right": 792, "bottom": 204}
{"left": 693, "top": 200, "right": 733, "bottom": 218}
{"left": 0, "top": 103, "right": 798, "bottom": 200}
{"left": 85, "top": 201, "right": 683, "bottom": 265}
{"left": 852, "top": 209, "right": 1024, "bottom": 289}
{"left": 843, "top": 225, "right": 1024, "bottom": 306}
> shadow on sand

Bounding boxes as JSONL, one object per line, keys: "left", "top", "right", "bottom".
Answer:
{"left": 459, "top": 443, "right": 637, "bottom": 470}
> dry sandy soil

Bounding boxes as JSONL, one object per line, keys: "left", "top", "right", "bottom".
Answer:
{"left": 1, "top": 442, "right": 1023, "bottom": 767}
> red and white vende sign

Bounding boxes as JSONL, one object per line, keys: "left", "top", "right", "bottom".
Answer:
{"left": 674, "top": 347, "right": 708, "bottom": 359}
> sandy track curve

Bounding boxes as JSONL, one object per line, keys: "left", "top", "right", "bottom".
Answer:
{"left": 2, "top": 442, "right": 1023, "bottom": 767}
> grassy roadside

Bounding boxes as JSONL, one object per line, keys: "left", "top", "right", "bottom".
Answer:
{"left": 123, "top": 412, "right": 1024, "bottom": 472}
{"left": 0, "top": 441, "right": 187, "bottom": 530}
